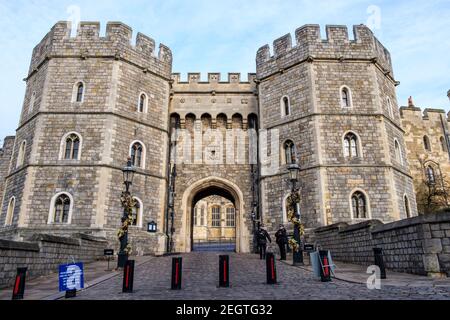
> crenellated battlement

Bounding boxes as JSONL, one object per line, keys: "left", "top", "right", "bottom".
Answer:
{"left": 256, "top": 24, "right": 393, "bottom": 79}
{"left": 400, "top": 106, "right": 450, "bottom": 122}
{"left": 28, "top": 21, "right": 172, "bottom": 79}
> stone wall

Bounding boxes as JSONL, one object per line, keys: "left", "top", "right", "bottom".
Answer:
{"left": 0, "top": 233, "right": 107, "bottom": 288}
{"left": 312, "top": 212, "right": 450, "bottom": 276}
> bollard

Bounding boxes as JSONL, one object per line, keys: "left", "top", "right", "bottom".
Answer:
{"left": 219, "top": 255, "right": 230, "bottom": 288}
{"left": 266, "top": 253, "right": 277, "bottom": 284}
{"left": 373, "top": 248, "right": 387, "bottom": 279}
{"left": 171, "top": 257, "right": 182, "bottom": 290}
{"left": 65, "top": 289, "right": 77, "bottom": 298}
{"left": 122, "top": 259, "right": 135, "bottom": 293}
{"left": 11, "top": 267, "right": 27, "bottom": 300}
{"left": 319, "top": 250, "right": 332, "bottom": 282}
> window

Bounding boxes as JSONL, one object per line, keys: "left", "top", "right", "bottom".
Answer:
{"left": 351, "top": 191, "right": 367, "bottom": 219}
{"left": 284, "top": 140, "right": 296, "bottom": 164}
{"left": 130, "top": 142, "right": 144, "bottom": 168}
{"left": 5, "top": 197, "right": 15, "bottom": 226}
{"left": 211, "top": 206, "right": 221, "bottom": 227}
{"left": 423, "top": 136, "right": 431, "bottom": 152}
{"left": 281, "top": 96, "right": 291, "bottom": 116}
{"left": 340, "top": 86, "right": 352, "bottom": 108}
{"left": 426, "top": 166, "right": 436, "bottom": 184}
{"left": 64, "top": 133, "right": 81, "bottom": 160}
{"left": 54, "top": 194, "right": 71, "bottom": 223}
{"left": 343, "top": 132, "right": 359, "bottom": 158}
{"left": 440, "top": 136, "right": 447, "bottom": 152}
{"left": 29, "top": 92, "right": 36, "bottom": 114}
{"left": 394, "top": 139, "right": 402, "bottom": 164}
{"left": 131, "top": 198, "right": 142, "bottom": 227}
{"left": 75, "top": 82, "right": 84, "bottom": 102}
{"left": 404, "top": 195, "right": 411, "bottom": 218}
{"left": 226, "top": 207, "right": 235, "bottom": 227}
{"left": 16, "top": 140, "right": 26, "bottom": 168}
{"left": 387, "top": 97, "right": 394, "bottom": 118}
{"left": 194, "top": 208, "right": 198, "bottom": 226}
{"left": 200, "top": 206, "right": 205, "bottom": 226}
{"left": 138, "top": 93, "right": 147, "bottom": 113}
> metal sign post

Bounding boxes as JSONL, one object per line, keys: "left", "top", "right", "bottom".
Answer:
{"left": 59, "top": 262, "right": 84, "bottom": 298}
{"left": 104, "top": 249, "right": 114, "bottom": 271}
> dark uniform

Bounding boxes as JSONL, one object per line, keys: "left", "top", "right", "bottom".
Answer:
{"left": 256, "top": 227, "right": 271, "bottom": 260}
{"left": 275, "top": 227, "right": 288, "bottom": 260}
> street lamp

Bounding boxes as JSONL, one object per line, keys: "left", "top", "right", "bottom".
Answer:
{"left": 287, "top": 163, "right": 303, "bottom": 266}
{"left": 117, "top": 157, "right": 136, "bottom": 268}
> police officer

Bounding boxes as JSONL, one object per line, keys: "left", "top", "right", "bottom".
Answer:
{"left": 256, "top": 224, "right": 271, "bottom": 260}
{"left": 275, "top": 224, "right": 288, "bottom": 260}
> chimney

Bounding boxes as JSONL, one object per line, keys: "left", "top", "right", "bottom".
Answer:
{"left": 408, "top": 96, "right": 415, "bottom": 107}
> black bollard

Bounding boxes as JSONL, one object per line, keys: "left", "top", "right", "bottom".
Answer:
{"left": 219, "top": 255, "right": 230, "bottom": 288}
{"left": 65, "top": 289, "right": 77, "bottom": 298}
{"left": 122, "top": 259, "right": 135, "bottom": 293}
{"left": 373, "top": 248, "right": 387, "bottom": 279}
{"left": 319, "top": 250, "right": 332, "bottom": 282}
{"left": 171, "top": 257, "right": 182, "bottom": 290}
{"left": 11, "top": 267, "right": 27, "bottom": 300}
{"left": 266, "top": 253, "right": 277, "bottom": 284}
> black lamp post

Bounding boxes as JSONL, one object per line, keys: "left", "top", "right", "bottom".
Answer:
{"left": 288, "top": 163, "right": 303, "bottom": 266}
{"left": 117, "top": 157, "right": 136, "bottom": 268}
{"left": 251, "top": 208, "right": 257, "bottom": 254}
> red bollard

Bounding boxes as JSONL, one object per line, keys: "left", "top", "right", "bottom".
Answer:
{"left": 319, "top": 250, "right": 332, "bottom": 282}
{"left": 266, "top": 253, "right": 277, "bottom": 284}
{"left": 122, "top": 260, "right": 135, "bottom": 293}
{"left": 12, "top": 267, "right": 27, "bottom": 300}
{"left": 219, "top": 255, "right": 230, "bottom": 287}
{"left": 171, "top": 257, "right": 182, "bottom": 290}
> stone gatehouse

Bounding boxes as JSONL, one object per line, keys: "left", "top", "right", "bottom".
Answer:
{"left": 2, "top": 20, "right": 443, "bottom": 255}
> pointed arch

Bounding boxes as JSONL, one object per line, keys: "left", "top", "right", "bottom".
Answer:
{"left": 48, "top": 192, "right": 74, "bottom": 224}
{"left": 349, "top": 188, "right": 371, "bottom": 219}
{"left": 59, "top": 132, "right": 82, "bottom": 160}
{"left": 4, "top": 196, "right": 16, "bottom": 226}
{"left": 129, "top": 140, "right": 146, "bottom": 169}
{"left": 340, "top": 85, "right": 353, "bottom": 108}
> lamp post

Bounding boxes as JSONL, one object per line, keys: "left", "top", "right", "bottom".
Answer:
{"left": 117, "top": 157, "right": 136, "bottom": 268}
{"left": 288, "top": 163, "right": 303, "bottom": 266}
{"left": 251, "top": 208, "right": 257, "bottom": 254}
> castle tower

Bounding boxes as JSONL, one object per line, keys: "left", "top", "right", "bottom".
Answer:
{"left": 256, "top": 24, "right": 417, "bottom": 228}
{"left": 0, "top": 22, "right": 172, "bottom": 255}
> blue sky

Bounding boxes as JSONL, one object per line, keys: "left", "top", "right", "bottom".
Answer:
{"left": 0, "top": 0, "right": 449, "bottom": 141}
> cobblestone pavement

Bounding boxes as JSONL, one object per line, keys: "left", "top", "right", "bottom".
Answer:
{"left": 72, "top": 252, "right": 450, "bottom": 300}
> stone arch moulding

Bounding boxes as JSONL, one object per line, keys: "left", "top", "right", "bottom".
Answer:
{"left": 180, "top": 176, "right": 249, "bottom": 253}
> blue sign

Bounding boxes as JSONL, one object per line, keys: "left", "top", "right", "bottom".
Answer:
{"left": 59, "top": 263, "right": 84, "bottom": 292}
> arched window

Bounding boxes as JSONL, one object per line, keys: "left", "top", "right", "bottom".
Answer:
{"left": 64, "top": 133, "right": 81, "bottom": 160}
{"left": 29, "top": 92, "right": 36, "bottom": 114}
{"left": 5, "top": 197, "right": 15, "bottom": 226}
{"left": 404, "top": 195, "right": 411, "bottom": 218}
{"left": 281, "top": 96, "right": 291, "bottom": 116}
{"left": 423, "top": 135, "right": 431, "bottom": 152}
{"left": 138, "top": 93, "right": 147, "bottom": 113}
{"left": 440, "top": 136, "right": 447, "bottom": 152}
{"left": 51, "top": 193, "right": 71, "bottom": 224}
{"left": 284, "top": 140, "right": 296, "bottom": 164}
{"left": 76, "top": 83, "right": 84, "bottom": 102}
{"left": 426, "top": 165, "right": 436, "bottom": 184}
{"left": 343, "top": 132, "right": 359, "bottom": 158}
{"left": 351, "top": 191, "right": 367, "bottom": 219}
{"left": 387, "top": 97, "right": 394, "bottom": 118}
{"left": 211, "top": 206, "right": 221, "bottom": 227}
{"left": 394, "top": 139, "right": 402, "bottom": 164}
{"left": 131, "top": 197, "right": 143, "bottom": 227}
{"left": 16, "top": 140, "right": 26, "bottom": 168}
{"left": 226, "top": 207, "right": 235, "bottom": 227}
{"left": 340, "top": 86, "right": 352, "bottom": 108}
{"left": 130, "top": 142, "right": 144, "bottom": 168}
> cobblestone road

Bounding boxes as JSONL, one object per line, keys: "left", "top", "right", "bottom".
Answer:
{"left": 73, "top": 252, "right": 450, "bottom": 300}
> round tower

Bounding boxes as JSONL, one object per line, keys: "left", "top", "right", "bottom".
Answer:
{"left": 0, "top": 21, "right": 172, "bottom": 254}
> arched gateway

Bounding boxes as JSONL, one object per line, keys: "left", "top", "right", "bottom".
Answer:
{"left": 179, "top": 177, "right": 250, "bottom": 253}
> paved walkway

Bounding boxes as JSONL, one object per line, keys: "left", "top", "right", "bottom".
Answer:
{"left": 2, "top": 253, "right": 450, "bottom": 300}
{"left": 0, "top": 256, "right": 152, "bottom": 300}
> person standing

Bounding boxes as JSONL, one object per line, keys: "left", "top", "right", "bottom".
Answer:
{"left": 256, "top": 224, "right": 271, "bottom": 260}
{"left": 275, "top": 224, "right": 288, "bottom": 261}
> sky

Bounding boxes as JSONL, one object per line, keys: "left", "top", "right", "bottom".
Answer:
{"left": 0, "top": 0, "right": 449, "bottom": 142}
